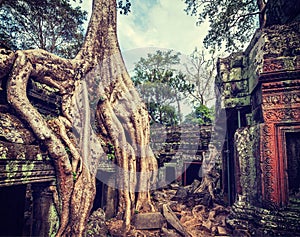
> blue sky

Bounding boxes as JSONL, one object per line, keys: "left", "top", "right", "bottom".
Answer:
{"left": 80, "top": 1, "right": 209, "bottom": 63}
{"left": 79, "top": 0, "right": 213, "bottom": 113}
{"left": 117, "top": 0, "right": 208, "bottom": 54}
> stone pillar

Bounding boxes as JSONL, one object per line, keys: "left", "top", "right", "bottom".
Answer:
{"left": 234, "top": 126, "right": 260, "bottom": 205}
{"left": 31, "top": 182, "right": 59, "bottom": 236}
{"left": 104, "top": 176, "right": 117, "bottom": 219}
{"left": 158, "top": 166, "right": 166, "bottom": 187}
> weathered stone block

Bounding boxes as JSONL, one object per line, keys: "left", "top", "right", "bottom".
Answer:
{"left": 230, "top": 55, "right": 244, "bottom": 68}
{"left": 0, "top": 113, "right": 35, "bottom": 144}
{"left": 223, "top": 96, "right": 250, "bottom": 108}
{"left": 229, "top": 68, "right": 242, "bottom": 81}
{"left": 133, "top": 212, "right": 165, "bottom": 230}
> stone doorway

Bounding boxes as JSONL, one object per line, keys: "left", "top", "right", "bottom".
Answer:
{"left": 0, "top": 185, "right": 26, "bottom": 236}
{"left": 276, "top": 125, "right": 300, "bottom": 206}
{"left": 93, "top": 170, "right": 118, "bottom": 219}
{"left": 166, "top": 166, "right": 176, "bottom": 184}
{"left": 285, "top": 131, "right": 300, "bottom": 199}
{"left": 182, "top": 161, "right": 202, "bottom": 186}
{"left": 92, "top": 178, "right": 105, "bottom": 212}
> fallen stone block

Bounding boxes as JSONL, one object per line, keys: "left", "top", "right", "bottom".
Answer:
{"left": 217, "top": 226, "right": 228, "bottom": 235}
{"left": 133, "top": 212, "right": 165, "bottom": 230}
{"left": 163, "top": 204, "right": 191, "bottom": 237}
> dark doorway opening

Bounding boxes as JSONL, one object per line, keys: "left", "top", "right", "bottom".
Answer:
{"left": 92, "top": 170, "right": 117, "bottom": 219}
{"left": 182, "top": 161, "right": 202, "bottom": 186}
{"left": 92, "top": 178, "right": 104, "bottom": 212}
{"left": 0, "top": 185, "right": 26, "bottom": 236}
{"left": 286, "top": 132, "right": 300, "bottom": 198}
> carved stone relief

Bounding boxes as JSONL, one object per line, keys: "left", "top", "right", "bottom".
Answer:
{"left": 260, "top": 123, "right": 277, "bottom": 204}
{"left": 260, "top": 78, "right": 300, "bottom": 207}
{"left": 234, "top": 125, "right": 260, "bottom": 204}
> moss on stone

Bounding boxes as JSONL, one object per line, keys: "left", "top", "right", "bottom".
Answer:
{"left": 224, "top": 96, "right": 250, "bottom": 108}
{"left": 0, "top": 143, "right": 8, "bottom": 159}
{"left": 36, "top": 153, "right": 43, "bottom": 161}
{"left": 48, "top": 203, "right": 59, "bottom": 237}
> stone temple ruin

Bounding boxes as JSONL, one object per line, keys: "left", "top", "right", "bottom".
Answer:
{"left": 0, "top": 79, "right": 61, "bottom": 236}
{"left": 0, "top": 76, "right": 212, "bottom": 236}
{"left": 150, "top": 124, "right": 212, "bottom": 186}
{"left": 215, "top": 7, "right": 300, "bottom": 235}
{"left": 0, "top": 1, "right": 300, "bottom": 236}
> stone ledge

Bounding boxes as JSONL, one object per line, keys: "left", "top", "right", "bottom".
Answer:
{"left": 0, "top": 160, "right": 55, "bottom": 187}
{"left": 0, "top": 141, "right": 48, "bottom": 160}
{"left": 226, "top": 201, "right": 300, "bottom": 236}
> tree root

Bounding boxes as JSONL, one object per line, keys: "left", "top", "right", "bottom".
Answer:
{"left": 49, "top": 117, "right": 82, "bottom": 175}
{"left": 3, "top": 1, "right": 158, "bottom": 235}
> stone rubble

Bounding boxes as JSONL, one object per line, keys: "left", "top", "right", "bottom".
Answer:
{"left": 93, "top": 181, "right": 233, "bottom": 237}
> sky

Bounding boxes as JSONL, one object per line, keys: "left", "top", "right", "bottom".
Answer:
{"left": 79, "top": 0, "right": 209, "bottom": 71}
{"left": 78, "top": 0, "right": 213, "bottom": 114}
{"left": 117, "top": 0, "right": 208, "bottom": 53}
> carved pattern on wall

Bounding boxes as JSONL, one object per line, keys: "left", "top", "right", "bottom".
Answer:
{"left": 262, "top": 92, "right": 300, "bottom": 108}
{"left": 234, "top": 126, "right": 260, "bottom": 204}
{"left": 264, "top": 108, "right": 300, "bottom": 122}
{"left": 261, "top": 124, "right": 276, "bottom": 203}
{"left": 263, "top": 59, "right": 284, "bottom": 72}
{"left": 260, "top": 82, "right": 300, "bottom": 206}
{"left": 263, "top": 57, "right": 300, "bottom": 73}
{"left": 263, "top": 93, "right": 300, "bottom": 107}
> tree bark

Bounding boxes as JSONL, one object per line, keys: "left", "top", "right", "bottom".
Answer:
{"left": 1, "top": 0, "right": 157, "bottom": 235}
{"left": 257, "top": 0, "right": 267, "bottom": 27}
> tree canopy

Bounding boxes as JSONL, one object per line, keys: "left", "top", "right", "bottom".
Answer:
{"left": 184, "top": 104, "right": 214, "bottom": 125}
{"left": 182, "top": 48, "right": 215, "bottom": 125}
{"left": 132, "top": 50, "right": 193, "bottom": 125}
{"left": 184, "top": 0, "right": 267, "bottom": 51}
{"left": 0, "top": 0, "right": 87, "bottom": 58}
{"left": 184, "top": 47, "right": 215, "bottom": 106}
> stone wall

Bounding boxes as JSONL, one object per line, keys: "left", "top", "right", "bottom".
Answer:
{"left": 151, "top": 124, "right": 212, "bottom": 165}
{"left": 0, "top": 78, "right": 60, "bottom": 236}
{"left": 150, "top": 124, "right": 212, "bottom": 186}
{"left": 216, "top": 15, "right": 300, "bottom": 236}
{"left": 234, "top": 125, "right": 261, "bottom": 206}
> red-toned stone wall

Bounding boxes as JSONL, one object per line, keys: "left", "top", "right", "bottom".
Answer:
{"left": 216, "top": 22, "right": 300, "bottom": 208}
{"left": 260, "top": 72, "right": 300, "bottom": 207}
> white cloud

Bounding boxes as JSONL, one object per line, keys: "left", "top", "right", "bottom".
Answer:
{"left": 75, "top": 0, "right": 209, "bottom": 56}
{"left": 117, "top": 0, "right": 209, "bottom": 56}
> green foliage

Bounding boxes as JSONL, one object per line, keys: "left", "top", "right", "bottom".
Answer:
{"left": 99, "top": 140, "right": 116, "bottom": 161}
{"left": 133, "top": 50, "right": 194, "bottom": 125}
{"left": 107, "top": 154, "right": 115, "bottom": 160}
{"left": 117, "top": 0, "right": 131, "bottom": 15}
{"left": 99, "top": 96, "right": 106, "bottom": 102}
{"left": 65, "top": 146, "right": 71, "bottom": 155}
{"left": 184, "top": 0, "right": 261, "bottom": 51}
{"left": 184, "top": 104, "right": 214, "bottom": 125}
{"left": 151, "top": 104, "right": 179, "bottom": 126}
{"left": 0, "top": 0, "right": 87, "bottom": 58}
{"left": 72, "top": 171, "right": 77, "bottom": 181}
{"left": 106, "top": 142, "right": 115, "bottom": 161}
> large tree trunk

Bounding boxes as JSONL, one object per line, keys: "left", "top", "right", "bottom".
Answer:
{"left": 257, "top": 0, "right": 267, "bottom": 27}
{"left": 1, "top": 0, "right": 157, "bottom": 235}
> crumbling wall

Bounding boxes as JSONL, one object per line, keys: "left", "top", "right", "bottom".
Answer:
{"left": 216, "top": 16, "right": 300, "bottom": 236}
{"left": 0, "top": 78, "right": 60, "bottom": 236}
{"left": 234, "top": 125, "right": 261, "bottom": 206}
{"left": 151, "top": 124, "right": 212, "bottom": 166}
{"left": 150, "top": 124, "right": 212, "bottom": 186}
